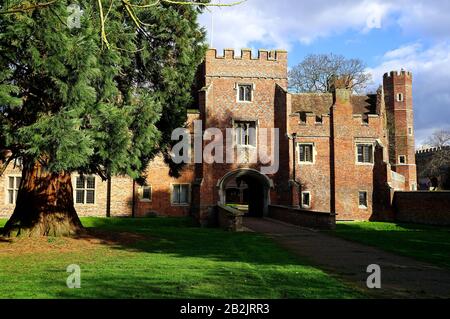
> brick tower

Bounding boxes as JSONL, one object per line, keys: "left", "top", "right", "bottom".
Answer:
{"left": 383, "top": 70, "right": 417, "bottom": 190}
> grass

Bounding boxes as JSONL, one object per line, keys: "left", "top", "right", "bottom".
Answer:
{"left": 0, "top": 217, "right": 362, "bottom": 299}
{"left": 332, "top": 222, "right": 450, "bottom": 269}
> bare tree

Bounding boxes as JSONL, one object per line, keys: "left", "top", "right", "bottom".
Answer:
{"left": 427, "top": 129, "right": 450, "bottom": 148}
{"left": 288, "top": 53, "right": 372, "bottom": 93}
{"left": 422, "top": 129, "right": 450, "bottom": 189}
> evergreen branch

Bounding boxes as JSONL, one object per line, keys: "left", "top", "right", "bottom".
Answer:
{"left": 98, "top": 0, "right": 110, "bottom": 49}
{"left": 1, "top": 0, "right": 246, "bottom": 49}
{"left": 161, "top": 0, "right": 246, "bottom": 7}
{"left": 126, "top": 0, "right": 161, "bottom": 8}
{"left": 104, "top": 0, "right": 115, "bottom": 21}
{"left": 0, "top": 1, "right": 57, "bottom": 14}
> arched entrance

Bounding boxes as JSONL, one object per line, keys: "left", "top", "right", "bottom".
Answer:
{"left": 217, "top": 169, "right": 273, "bottom": 217}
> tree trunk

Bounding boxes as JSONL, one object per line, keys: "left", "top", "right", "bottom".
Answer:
{"left": 2, "top": 160, "right": 84, "bottom": 237}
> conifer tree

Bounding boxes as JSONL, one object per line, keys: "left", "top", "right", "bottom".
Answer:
{"left": 0, "top": 0, "right": 209, "bottom": 236}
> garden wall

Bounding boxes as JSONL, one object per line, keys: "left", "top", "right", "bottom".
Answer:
{"left": 216, "top": 204, "right": 245, "bottom": 232}
{"left": 268, "top": 205, "right": 336, "bottom": 230}
{"left": 393, "top": 191, "right": 450, "bottom": 226}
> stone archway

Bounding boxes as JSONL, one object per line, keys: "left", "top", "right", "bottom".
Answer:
{"left": 217, "top": 169, "right": 273, "bottom": 217}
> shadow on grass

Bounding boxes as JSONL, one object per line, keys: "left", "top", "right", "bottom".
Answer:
{"left": 0, "top": 217, "right": 300, "bottom": 266}
{"left": 70, "top": 217, "right": 305, "bottom": 267}
{"left": 0, "top": 217, "right": 364, "bottom": 299}
{"left": 332, "top": 222, "right": 450, "bottom": 269}
{"left": 35, "top": 258, "right": 362, "bottom": 299}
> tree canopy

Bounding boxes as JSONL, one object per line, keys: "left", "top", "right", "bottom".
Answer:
{"left": 0, "top": 0, "right": 210, "bottom": 181}
{"left": 288, "top": 53, "right": 372, "bottom": 93}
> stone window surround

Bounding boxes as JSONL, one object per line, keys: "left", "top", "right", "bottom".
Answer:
{"left": 358, "top": 190, "right": 368, "bottom": 209}
{"left": 74, "top": 175, "right": 96, "bottom": 205}
{"left": 5, "top": 175, "right": 21, "bottom": 205}
{"left": 232, "top": 118, "right": 258, "bottom": 148}
{"left": 235, "top": 83, "right": 255, "bottom": 103}
{"left": 355, "top": 142, "right": 375, "bottom": 165}
{"left": 301, "top": 191, "right": 311, "bottom": 209}
{"left": 297, "top": 142, "right": 316, "bottom": 165}
{"left": 139, "top": 185, "right": 152, "bottom": 202}
{"left": 170, "top": 183, "right": 191, "bottom": 207}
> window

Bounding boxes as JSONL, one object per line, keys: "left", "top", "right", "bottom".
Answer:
{"left": 359, "top": 191, "right": 368, "bottom": 208}
{"left": 399, "top": 155, "right": 407, "bottom": 164}
{"left": 234, "top": 121, "right": 257, "bottom": 147}
{"left": 356, "top": 144, "right": 374, "bottom": 164}
{"left": 7, "top": 176, "right": 21, "bottom": 204}
{"left": 75, "top": 176, "right": 95, "bottom": 204}
{"left": 408, "top": 127, "right": 413, "bottom": 136}
{"left": 172, "top": 184, "right": 190, "bottom": 205}
{"left": 141, "top": 185, "right": 152, "bottom": 201}
{"left": 397, "top": 93, "right": 404, "bottom": 102}
{"left": 238, "top": 84, "right": 253, "bottom": 102}
{"left": 298, "top": 144, "right": 314, "bottom": 163}
{"left": 411, "top": 183, "right": 417, "bottom": 191}
{"left": 301, "top": 192, "right": 311, "bottom": 208}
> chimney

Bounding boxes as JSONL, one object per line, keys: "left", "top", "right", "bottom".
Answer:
{"left": 329, "top": 75, "right": 352, "bottom": 105}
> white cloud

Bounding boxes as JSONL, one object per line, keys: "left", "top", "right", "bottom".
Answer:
{"left": 199, "top": 0, "right": 450, "bottom": 145}
{"left": 367, "top": 42, "right": 450, "bottom": 146}
{"left": 199, "top": 0, "right": 394, "bottom": 51}
{"left": 199, "top": 0, "right": 450, "bottom": 51}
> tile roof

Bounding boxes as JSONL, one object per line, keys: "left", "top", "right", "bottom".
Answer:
{"left": 290, "top": 93, "right": 378, "bottom": 115}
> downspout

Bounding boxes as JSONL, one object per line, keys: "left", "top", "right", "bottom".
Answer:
{"left": 132, "top": 179, "right": 136, "bottom": 218}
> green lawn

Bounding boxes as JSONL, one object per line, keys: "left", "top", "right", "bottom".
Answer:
{"left": 0, "top": 217, "right": 362, "bottom": 299}
{"left": 332, "top": 222, "right": 450, "bottom": 269}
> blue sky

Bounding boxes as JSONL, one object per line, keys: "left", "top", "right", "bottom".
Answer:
{"left": 198, "top": 0, "right": 450, "bottom": 147}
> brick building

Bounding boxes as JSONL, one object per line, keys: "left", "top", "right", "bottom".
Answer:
{"left": 0, "top": 49, "right": 417, "bottom": 222}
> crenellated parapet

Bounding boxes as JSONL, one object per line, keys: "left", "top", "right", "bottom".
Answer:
{"left": 352, "top": 114, "right": 381, "bottom": 127}
{"left": 383, "top": 70, "right": 413, "bottom": 80}
{"left": 204, "top": 48, "right": 288, "bottom": 80}
{"left": 416, "top": 146, "right": 450, "bottom": 155}
{"left": 290, "top": 112, "right": 331, "bottom": 126}
{"left": 207, "top": 48, "right": 287, "bottom": 61}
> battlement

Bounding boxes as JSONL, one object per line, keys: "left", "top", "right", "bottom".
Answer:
{"left": 206, "top": 48, "right": 287, "bottom": 61}
{"left": 352, "top": 114, "right": 380, "bottom": 127}
{"left": 416, "top": 146, "right": 450, "bottom": 155}
{"left": 383, "top": 70, "right": 413, "bottom": 80}
{"left": 291, "top": 112, "right": 330, "bottom": 126}
{"left": 204, "top": 48, "right": 288, "bottom": 80}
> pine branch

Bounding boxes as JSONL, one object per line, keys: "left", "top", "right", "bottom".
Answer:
{"left": 0, "top": 1, "right": 57, "bottom": 14}
{"left": 1, "top": 1, "right": 246, "bottom": 50}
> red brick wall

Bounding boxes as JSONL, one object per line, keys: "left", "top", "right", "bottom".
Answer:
{"left": 394, "top": 191, "right": 450, "bottom": 226}
{"left": 0, "top": 164, "right": 133, "bottom": 218}
{"left": 290, "top": 113, "right": 332, "bottom": 212}
{"left": 196, "top": 49, "right": 289, "bottom": 223}
{"left": 384, "top": 71, "right": 417, "bottom": 190}
{"left": 269, "top": 205, "right": 336, "bottom": 230}
{"left": 136, "top": 155, "right": 196, "bottom": 217}
{"left": 0, "top": 52, "right": 417, "bottom": 224}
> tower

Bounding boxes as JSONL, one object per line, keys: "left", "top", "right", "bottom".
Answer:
{"left": 383, "top": 70, "right": 417, "bottom": 190}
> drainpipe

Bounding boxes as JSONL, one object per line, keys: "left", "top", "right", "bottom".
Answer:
{"left": 106, "top": 175, "right": 111, "bottom": 218}
{"left": 132, "top": 179, "right": 136, "bottom": 218}
{"left": 291, "top": 132, "right": 297, "bottom": 182}
{"left": 287, "top": 133, "right": 299, "bottom": 206}
{"left": 106, "top": 164, "right": 111, "bottom": 218}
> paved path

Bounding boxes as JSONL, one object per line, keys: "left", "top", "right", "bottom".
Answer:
{"left": 244, "top": 217, "right": 450, "bottom": 299}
